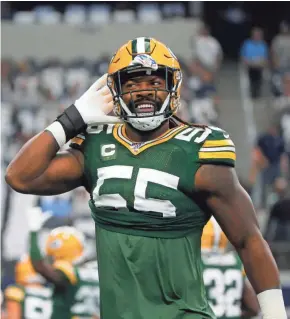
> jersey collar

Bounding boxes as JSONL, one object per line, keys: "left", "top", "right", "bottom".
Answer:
{"left": 113, "top": 124, "right": 185, "bottom": 155}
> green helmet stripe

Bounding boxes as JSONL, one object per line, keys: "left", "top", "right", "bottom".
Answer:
{"left": 131, "top": 39, "right": 138, "bottom": 54}
{"left": 132, "top": 38, "right": 151, "bottom": 55}
{"left": 144, "top": 38, "right": 151, "bottom": 53}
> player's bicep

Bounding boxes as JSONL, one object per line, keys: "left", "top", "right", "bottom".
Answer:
{"left": 33, "top": 148, "right": 84, "bottom": 195}
{"left": 194, "top": 165, "right": 260, "bottom": 248}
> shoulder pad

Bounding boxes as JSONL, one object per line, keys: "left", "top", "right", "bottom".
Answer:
{"left": 198, "top": 126, "right": 236, "bottom": 167}
{"left": 4, "top": 285, "right": 24, "bottom": 302}
{"left": 53, "top": 260, "right": 77, "bottom": 285}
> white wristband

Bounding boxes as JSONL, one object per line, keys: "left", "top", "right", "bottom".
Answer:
{"left": 45, "top": 122, "right": 66, "bottom": 148}
{"left": 257, "top": 289, "right": 287, "bottom": 319}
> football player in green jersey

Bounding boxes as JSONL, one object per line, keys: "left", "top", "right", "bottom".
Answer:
{"left": 4, "top": 254, "right": 52, "bottom": 319}
{"left": 6, "top": 37, "right": 287, "bottom": 318}
{"left": 201, "top": 216, "right": 260, "bottom": 318}
{"left": 26, "top": 207, "right": 100, "bottom": 319}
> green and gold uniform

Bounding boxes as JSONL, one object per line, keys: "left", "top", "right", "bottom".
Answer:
{"left": 202, "top": 251, "right": 245, "bottom": 319}
{"left": 70, "top": 123, "right": 236, "bottom": 319}
{"left": 5, "top": 262, "right": 99, "bottom": 318}
{"left": 52, "top": 260, "right": 99, "bottom": 319}
{"left": 4, "top": 284, "right": 53, "bottom": 318}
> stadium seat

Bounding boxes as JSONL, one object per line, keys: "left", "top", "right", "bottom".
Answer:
{"left": 88, "top": 4, "right": 111, "bottom": 26}
{"left": 137, "top": 3, "right": 161, "bottom": 24}
{"left": 13, "top": 11, "right": 36, "bottom": 24}
{"left": 162, "top": 3, "right": 186, "bottom": 19}
{"left": 34, "top": 6, "right": 61, "bottom": 25}
{"left": 112, "top": 9, "right": 135, "bottom": 23}
{"left": 63, "top": 5, "right": 87, "bottom": 26}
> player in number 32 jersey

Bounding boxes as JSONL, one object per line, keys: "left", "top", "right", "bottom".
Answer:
{"left": 6, "top": 37, "right": 287, "bottom": 319}
{"left": 201, "top": 217, "right": 260, "bottom": 318}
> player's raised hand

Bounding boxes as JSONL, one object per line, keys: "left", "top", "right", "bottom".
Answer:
{"left": 26, "top": 206, "right": 52, "bottom": 232}
{"left": 74, "top": 73, "right": 122, "bottom": 125}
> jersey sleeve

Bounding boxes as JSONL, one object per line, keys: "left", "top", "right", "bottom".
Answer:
{"left": 53, "top": 261, "right": 77, "bottom": 285}
{"left": 198, "top": 127, "right": 236, "bottom": 167}
{"left": 69, "top": 133, "right": 86, "bottom": 153}
{"left": 4, "top": 285, "right": 24, "bottom": 302}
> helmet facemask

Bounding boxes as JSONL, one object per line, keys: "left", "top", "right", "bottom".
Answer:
{"left": 108, "top": 64, "right": 182, "bottom": 131}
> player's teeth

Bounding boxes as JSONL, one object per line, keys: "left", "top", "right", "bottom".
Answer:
{"left": 137, "top": 104, "right": 154, "bottom": 109}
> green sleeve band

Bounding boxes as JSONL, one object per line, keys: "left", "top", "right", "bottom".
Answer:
{"left": 29, "top": 231, "right": 43, "bottom": 261}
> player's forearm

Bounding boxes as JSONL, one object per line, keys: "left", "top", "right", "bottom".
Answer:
{"left": 5, "top": 131, "right": 59, "bottom": 193}
{"left": 238, "top": 233, "right": 280, "bottom": 294}
{"left": 29, "top": 231, "right": 66, "bottom": 286}
{"left": 238, "top": 235, "right": 288, "bottom": 318}
{"left": 6, "top": 301, "right": 21, "bottom": 319}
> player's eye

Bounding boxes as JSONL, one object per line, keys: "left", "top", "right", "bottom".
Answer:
{"left": 125, "top": 82, "right": 137, "bottom": 89}
{"left": 151, "top": 80, "right": 162, "bottom": 86}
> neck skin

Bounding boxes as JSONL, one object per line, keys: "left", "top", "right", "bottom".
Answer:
{"left": 124, "top": 120, "right": 170, "bottom": 142}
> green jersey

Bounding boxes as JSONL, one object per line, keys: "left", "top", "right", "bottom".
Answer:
{"left": 53, "top": 260, "right": 100, "bottom": 319}
{"left": 4, "top": 284, "right": 53, "bottom": 319}
{"left": 202, "top": 251, "right": 245, "bottom": 319}
{"left": 70, "top": 123, "right": 236, "bottom": 319}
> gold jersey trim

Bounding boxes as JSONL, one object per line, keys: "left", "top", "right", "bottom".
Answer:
{"left": 199, "top": 151, "right": 236, "bottom": 161}
{"left": 113, "top": 124, "right": 185, "bottom": 155}
{"left": 203, "top": 139, "right": 234, "bottom": 147}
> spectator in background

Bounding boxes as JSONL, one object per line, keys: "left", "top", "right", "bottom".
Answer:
{"left": 264, "top": 179, "right": 290, "bottom": 242}
{"left": 250, "top": 124, "right": 288, "bottom": 209}
{"left": 1, "top": 59, "right": 14, "bottom": 103}
{"left": 271, "top": 21, "right": 290, "bottom": 72}
{"left": 270, "top": 22, "right": 290, "bottom": 98}
{"left": 189, "top": 24, "right": 221, "bottom": 125}
{"left": 274, "top": 72, "right": 290, "bottom": 110}
{"left": 190, "top": 23, "right": 223, "bottom": 88}
{"left": 240, "top": 27, "right": 268, "bottom": 99}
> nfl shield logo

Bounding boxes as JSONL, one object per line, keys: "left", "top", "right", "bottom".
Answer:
{"left": 130, "top": 54, "right": 158, "bottom": 71}
{"left": 131, "top": 142, "right": 144, "bottom": 151}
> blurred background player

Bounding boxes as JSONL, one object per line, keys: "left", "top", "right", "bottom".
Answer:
{"left": 201, "top": 217, "right": 260, "bottom": 318}
{"left": 27, "top": 207, "right": 100, "bottom": 319}
{"left": 4, "top": 254, "right": 52, "bottom": 319}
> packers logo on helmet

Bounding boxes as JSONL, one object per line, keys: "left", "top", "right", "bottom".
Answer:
{"left": 107, "top": 37, "right": 182, "bottom": 131}
{"left": 201, "top": 217, "right": 228, "bottom": 253}
{"left": 45, "top": 226, "right": 85, "bottom": 264}
{"left": 15, "top": 255, "right": 45, "bottom": 286}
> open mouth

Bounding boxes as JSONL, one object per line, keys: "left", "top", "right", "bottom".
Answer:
{"left": 135, "top": 103, "right": 155, "bottom": 114}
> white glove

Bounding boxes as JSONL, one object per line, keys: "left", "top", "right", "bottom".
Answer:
{"left": 74, "top": 73, "right": 122, "bottom": 125}
{"left": 26, "top": 207, "right": 52, "bottom": 232}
